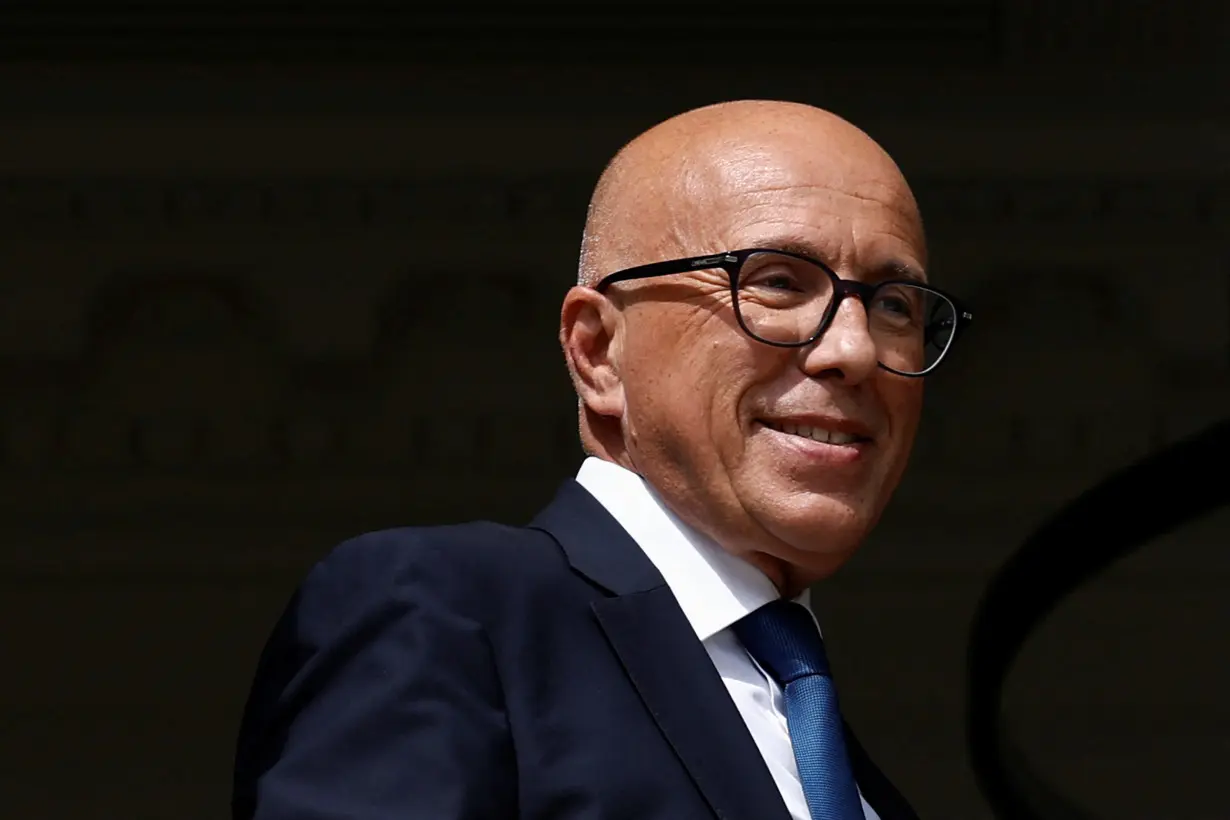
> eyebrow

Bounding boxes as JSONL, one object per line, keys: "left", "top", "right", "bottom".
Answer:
{"left": 755, "top": 238, "right": 927, "bottom": 284}
{"left": 871, "top": 259, "right": 928, "bottom": 284}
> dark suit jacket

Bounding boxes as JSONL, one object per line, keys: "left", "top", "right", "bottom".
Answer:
{"left": 233, "top": 479, "right": 919, "bottom": 819}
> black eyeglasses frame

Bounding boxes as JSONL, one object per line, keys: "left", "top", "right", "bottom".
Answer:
{"left": 593, "top": 247, "right": 973, "bottom": 377}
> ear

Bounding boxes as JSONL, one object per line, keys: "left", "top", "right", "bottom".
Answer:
{"left": 559, "top": 285, "right": 625, "bottom": 420}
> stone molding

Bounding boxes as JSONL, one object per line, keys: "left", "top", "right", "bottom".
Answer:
{"left": 0, "top": 4, "right": 1222, "bottom": 67}
{"left": 0, "top": 171, "right": 1224, "bottom": 527}
{"left": 0, "top": 175, "right": 1223, "bottom": 234}
{"left": 0, "top": 3, "right": 999, "bottom": 62}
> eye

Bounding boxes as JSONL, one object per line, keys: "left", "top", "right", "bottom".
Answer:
{"left": 868, "top": 283, "right": 929, "bottom": 328}
{"left": 748, "top": 266, "right": 804, "bottom": 292}
{"left": 873, "top": 293, "right": 915, "bottom": 317}
{"left": 735, "top": 252, "right": 831, "bottom": 305}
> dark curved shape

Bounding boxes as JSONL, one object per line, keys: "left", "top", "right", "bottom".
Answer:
{"left": 967, "top": 417, "right": 1230, "bottom": 820}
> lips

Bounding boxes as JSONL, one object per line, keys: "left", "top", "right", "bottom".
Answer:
{"left": 756, "top": 415, "right": 875, "bottom": 446}
{"left": 760, "top": 420, "right": 862, "bottom": 445}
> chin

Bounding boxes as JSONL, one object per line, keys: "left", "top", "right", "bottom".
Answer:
{"left": 751, "top": 492, "right": 875, "bottom": 572}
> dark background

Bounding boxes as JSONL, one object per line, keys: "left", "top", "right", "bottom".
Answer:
{"left": 0, "top": 3, "right": 1226, "bottom": 818}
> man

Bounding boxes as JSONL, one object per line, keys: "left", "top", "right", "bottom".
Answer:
{"left": 232, "top": 100, "right": 972, "bottom": 820}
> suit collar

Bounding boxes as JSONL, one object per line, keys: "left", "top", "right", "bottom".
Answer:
{"left": 572, "top": 456, "right": 801, "bottom": 641}
{"left": 591, "top": 588, "right": 793, "bottom": 820}
{"left": 529, "top": 477, "right": 792, "bottom": 820}
{"left": 528, "top": 477, "right": 664, "bottom": 596}
{"left": 844, "top": 725, "right": 920, "bottom": 819}
{"left": 529, "top": 475, "right": 918, "bottom": 820}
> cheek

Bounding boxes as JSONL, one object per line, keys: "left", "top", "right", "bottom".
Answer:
{"left": 621, "top": 322, "right": 705, "bottom": 438}
{"left": 662, "top": 349, "right": 744, "bottom": 447}
{"left": 686, "top": 336, "right": 769, "bottom": 422}
{"left": 633, "top": 343, "right": 757, "bottom": 469}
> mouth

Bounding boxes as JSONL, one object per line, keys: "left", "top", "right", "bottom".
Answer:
{"left": 756, "top": 419, "right": 874, "bottom": 447}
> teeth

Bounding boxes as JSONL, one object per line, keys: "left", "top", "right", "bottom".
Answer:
{"left": 765, "top": 421, "right": 860, "bottom": 445}
{"left": 826, "top": 430, "right": 859, "bottom": 445}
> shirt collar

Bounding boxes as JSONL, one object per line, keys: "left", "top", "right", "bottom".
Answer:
{"left": 575, "top": 457, "right": 811, "bottom": 642}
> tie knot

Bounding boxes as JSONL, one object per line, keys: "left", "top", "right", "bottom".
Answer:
{"left": 733, "top": 599, "right": 831, "bottom": 685}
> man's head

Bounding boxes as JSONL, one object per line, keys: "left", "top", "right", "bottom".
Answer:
{"left": 560, "top": 100, "right": 937, "bottom": 596}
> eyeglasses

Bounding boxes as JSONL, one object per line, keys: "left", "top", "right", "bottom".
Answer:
{"left": 594, "top": 248, "right": 973, "bottom": 377}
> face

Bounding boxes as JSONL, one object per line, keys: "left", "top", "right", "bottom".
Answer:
{"left": 566, "top": 121, "right": 928, "bottom": 591}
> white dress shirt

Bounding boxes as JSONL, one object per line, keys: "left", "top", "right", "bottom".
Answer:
{"left": 576, "top": 457, "right": 880, "bottom": 820}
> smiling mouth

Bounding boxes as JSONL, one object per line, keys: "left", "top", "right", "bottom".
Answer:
{"left": 759, "top": 420, "right": 870, "bottom": 446}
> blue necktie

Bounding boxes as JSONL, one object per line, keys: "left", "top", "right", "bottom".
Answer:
{"left": 734, "top": 599, "right": 863, "bottom": 820}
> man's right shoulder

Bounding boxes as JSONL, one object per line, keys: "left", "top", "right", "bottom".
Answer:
{"left": 321, "top": 519, "right": 562, "bottom": 577}
{"left": 288, "top": 519, "right": 571, "bottom": 630}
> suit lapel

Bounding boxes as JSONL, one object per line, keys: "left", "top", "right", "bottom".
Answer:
{"left": 530, "top": 480, "right": 792, "bottom": 820}
{"left": 593, "top": 590, "right": 791, "bottom": 820}
{"left": 844, "top": 723, "right": 920, "bottom": 820}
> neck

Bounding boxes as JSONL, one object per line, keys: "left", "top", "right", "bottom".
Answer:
{"left": 581, "top": 420, "right": 837, "bottom": 600}
{"left": 579, "top": 414, "right": 639, "bottom": 473}
{"left": 742, "top": 549, "right": 822, "bottom": 600}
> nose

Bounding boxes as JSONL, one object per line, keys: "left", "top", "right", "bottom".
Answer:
{"left": 798, "top": 296, "right": 879, "bottom": 383}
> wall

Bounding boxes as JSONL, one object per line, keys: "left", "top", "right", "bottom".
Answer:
{"left": 0, "top": 3, "right": 1226, "bottom": 818}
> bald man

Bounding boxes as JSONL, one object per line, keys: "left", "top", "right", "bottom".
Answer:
{"left": 233, "top": 101, "right": 972, "bottom": 820}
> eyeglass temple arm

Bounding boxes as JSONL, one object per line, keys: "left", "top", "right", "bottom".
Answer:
{"left": 596, "top": 253, "right": 740, "bottom": 291}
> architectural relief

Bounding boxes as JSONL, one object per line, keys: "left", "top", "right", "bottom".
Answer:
{"left": 916, "top": 177, "right": 1223, "bottom": 228}
{"left": 937, "top": 265, "right": 1228, "bottom": 462}
{"left": 0, "top": 171, "right": 1223, "bottom": 492}
{"left": 1002, "top": 0, "right": 1223, "bottom": 61}
{"left": 0, "top": 3, "right": 1002, "bottom": 63}
{"left": 0, "top": 8, "right": 1224, "bottom": 820}
{"left": 0, "top": 175, "right": 1225, "bottom": 235}
{"left": 0, "top": 268, "right": 581, "bottom": 477}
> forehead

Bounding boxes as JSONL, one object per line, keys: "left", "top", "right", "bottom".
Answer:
{"left": 682, "top": 139, "right": 927, "bottom": 269}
